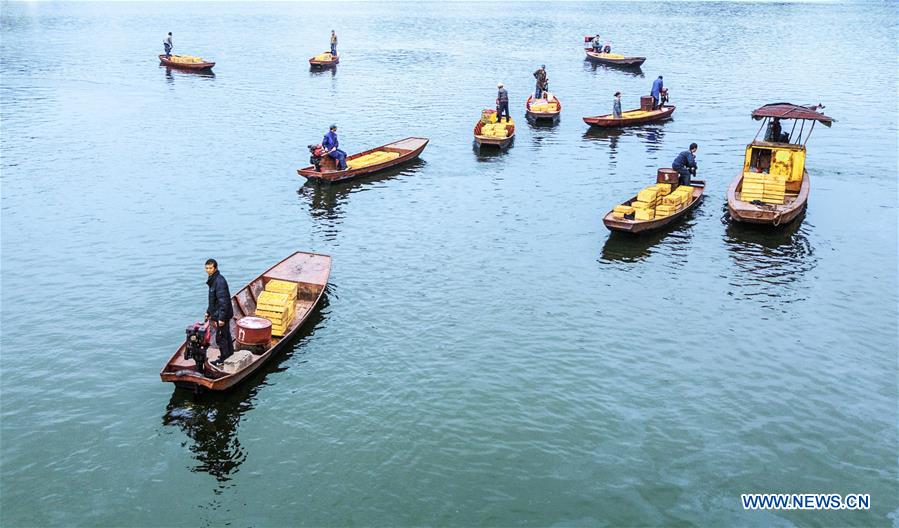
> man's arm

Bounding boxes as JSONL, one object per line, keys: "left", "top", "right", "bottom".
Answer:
{"left": 215, "top": 279, "right": 229, "bottom": 324}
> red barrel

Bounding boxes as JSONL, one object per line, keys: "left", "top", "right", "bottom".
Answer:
{"left": 236, "top": 316, "right": 272, "bottom": 345}
{"left": 657, "top": 168, "right": 680, "bottom": 187}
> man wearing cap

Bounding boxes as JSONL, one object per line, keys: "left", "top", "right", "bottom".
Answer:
{"left": 651, "top": 75, "right": 664, "bottom": 110}
{"left": 163, "top": 32, "right": 173, "bottom": 58}
{"left": 533, "top": 65, "right": 548, "bottom": 99}
{"left": 322, "top": 124, "right": 347, "bottom": 170}
{"left": 613, "top": 91, "right": 622, "bottom": 118}
{"left": 496, "top": 83, "right": 510, "bottom": 123}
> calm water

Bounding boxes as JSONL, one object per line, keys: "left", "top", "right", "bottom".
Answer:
{"left": 1, "top": 1, "right": 897, "bottom": 526}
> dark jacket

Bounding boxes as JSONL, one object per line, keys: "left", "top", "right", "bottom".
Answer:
{"left": 207, "top": 271, "right": 234, "bottom": 322}
{"left": 533, "top": 68, "right": 547, "bottom": 86}
{"left": 497, "top": 88, "right": 509, "bottom": 103}
{"left": 672, "top": 150, "right": 697, "bottom": 171}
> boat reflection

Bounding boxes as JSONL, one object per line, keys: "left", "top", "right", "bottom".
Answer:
{"left": 633, "top": 125, "right": 666, "bottom": 152}
{"left": 473, "top": 140, "right": 513, "bottom": 160}
{"left": 161, "top": 296, "right": 329, "bottom": 483}
{"left": 600, "top": 215, "right": 699, "bottom": 263}
{"left": 583, "top": 59, "right": 644, "bottom": 78}
{"left": 583, "top": 127, "right": 625, "bottom": 163}
{"left": 297, "top": 160, "right": 426, "bottom": 235}
{"left": 722, "top": 206, "right": 817, "bottom": 305}
{"left": 161, "top": 65, "right": 216, "bottom": 79}
{"left": 309, "top": 66, "right": 337, "bottom": 77}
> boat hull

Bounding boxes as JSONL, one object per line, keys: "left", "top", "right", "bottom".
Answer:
{"left": 727, "top": 171, "right": 809, "bottom": 226}
{"left": 309, "top": 53, "right": 339, "bottom": 67}
{"left": 584, "top": 106, "right": 675, "bottom": 128}
{"left": 603, "top": 181, "right": 705, "bottom": 234}
{"left": 298, "top": 137, "right": 428, "bottom": 183}
{"left": 525, "top": 95, "right": 561, "bottom": 123}
{"left": 584, "top": 49, "right": 646, "bottom": 67}
{"left": 158, "top": 55, "right": 215, "bottom": 70}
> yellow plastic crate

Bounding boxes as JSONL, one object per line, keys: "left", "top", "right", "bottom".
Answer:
{"left": 635, "top": 209, "right": 655, "bottom": 221}
{"left": 258, "top": 290, "right": 289, "bottom": 306}
{"left": 654, "top": 183, "right": 672, "bottom": 196}
{"left": 265, "top": 279, "right": 298, "bottom": 299}
{"left": 637, "top": 188, "right": 659, "bottom": 202}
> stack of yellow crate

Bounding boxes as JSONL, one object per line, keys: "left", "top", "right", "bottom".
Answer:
{"left": 612, "top": 204, "right": 635, "bottom": 219}
{"left": 313, "top": 53, "right": 333, "bottom": 61}
{"left": 346, "top": 151, "right": 401, "bottom": 170}
{"left": 481, "top": 109, "right": 497, "bottom": 124}
{"left": 479, "top": 121, "right": 512, "bottom": 138}
{"left": 255, "top": 280, "right": 297, "bottom": 337}
{"left": 631, "top": 186, "right": 659, "bottom": 220}
{"left": 741, "top": 173, "right": 785, "bottom": 204}
{"left": 656, "top": 185, "right": 693, "bottom": 217}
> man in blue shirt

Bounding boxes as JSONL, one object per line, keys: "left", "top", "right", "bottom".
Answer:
{"left": 613, "top": 91, "right": 622, "bottom": 118}
{"left": 672, "top": 143, "right": 698, "bottom": 185}
{"left": 322, "top": 124, "right": 347, "bottom": 170}
{"left": 651, "top": 75, "right": 664, "bottom": 110}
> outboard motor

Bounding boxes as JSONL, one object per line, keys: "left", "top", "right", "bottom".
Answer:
{"left": 308, "top": 144, "right": 324, "bottom": 172}
{"left": 660, "top": 88, "right": 669, "bottom": 107}
{"left": 183, "top": 322, "right": 211, "bottom": 374}
{"left": 604, "top": 45, "right": 611, "bottom": 53}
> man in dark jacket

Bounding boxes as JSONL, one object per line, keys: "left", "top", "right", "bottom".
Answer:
{"left": 533, "top": 65, "right": 548, "bottom": 99}
{"left": 205, "top": 258, "right": 234, "bottom": 366}
{"left": 496, "top": 82, "right": 510, "bottom": 123}
{"left": 672, "top": 143, "right": 698, "bottom": 185}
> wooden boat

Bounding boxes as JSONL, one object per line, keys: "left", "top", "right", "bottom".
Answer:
{"left": 604, "top": 180, "right": 705, "bottom": 234}
{"left": 158, "top": 54, "right": 215, "bottom": 71}
{"left": 298, "top": 137, "right": 429, "bottom": 183}
{"left": 525, "top": 94, "right": 562, "bottom": 122}
{"left": 584, "top": 49, "right": 646, "bottom": 67}
{"left": 309, "top": 51, "right": 339, "bottom": 67}
{"left": 727, "top": 103, "right": 834, "bottom": 226}
{"left": 584, "top": 105, "right": 675, "bottom": 128}
{"left": 474, "top": 118, "right": 515, "bottom": 149}
{"left": 160, "top": 251, "right": 331, "bottom": 391}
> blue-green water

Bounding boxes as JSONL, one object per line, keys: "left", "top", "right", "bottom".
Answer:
{"left": 1, "top": 2, "right": 897, "bottom": 526}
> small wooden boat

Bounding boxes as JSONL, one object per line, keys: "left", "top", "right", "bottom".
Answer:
{"left": 309, "top": 52, "right": 339, "bottom": 67}
{"left": 584, "top": 106, "right": 675, "bottom": 128}
{"left": 604, "top": 180, "right": 705, "bottom": 234}
{"left": 160, "top": 251, "right": 331, "bottom": 391}
{"left": 525, "top": 94, "right": 561, "bottom": 123}
{"left": 158, "top": 54, "right": 215, "bottom": 71}
{"left": 298, "top": 137, "right": 428, "bottom": 183}
{"left": 727, "top": 103, "right": 834, "bottom": 227}
{"left": 474, "top": 118, "right": 515, "bottom": 149}
{"left": 584, "top": 49, "right": 646, "bottom": 67}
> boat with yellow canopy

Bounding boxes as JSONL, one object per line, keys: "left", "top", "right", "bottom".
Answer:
{"left": 727, "top": 103, "right": 834, "bottom": 226}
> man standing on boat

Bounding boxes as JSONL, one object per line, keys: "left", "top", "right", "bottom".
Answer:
{"left": 330, "top": 30, "right": 338, "bottom": 56}
{"left": 672, "top": 143, "right": 698, "bottom": 185}
{"left": 613, "top": 91, "right": 622, "bottom": 118}
{"left": 651, "top": 75, "right": 664, "bottom": 110}
{"left": 496, "top": 83, "right": 510, "bottom": 123}
{"left": 163, "top": 32, "right": 173, "bottom": 58}
{"left": 533, "top": 65, "right": 548, "bottom": 99}
{"left": 322, "top": 124, "right": 347, "bottom": 170}
{"left": 205, "top": 258, "right": 234, "bottom": 367}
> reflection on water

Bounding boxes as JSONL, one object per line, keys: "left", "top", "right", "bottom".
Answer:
{"left": 309, "top": 66, "right": 337, "bottom": 77}
{"left": 633, "top": 125, "right": 666, "bottom": 153}
{"left": 582, "top": 59, "right": 644, "bottom": 78}
{"left": 473, "top": 140, "right": 513, "bottom": 159}
{"left": 161, "top": 297, "right": 329, "bottom": 484}
{"left": 723, "top": 206, "right": 816, "bottom": 306}
{"left": 161, "top": 66, "right": 216, "bottom": 80}
{"left": 600, "top": 208, "right": 700, "bottom": 264}
{"left": 297, "top": 161, "right": 426, "bottom": 238}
